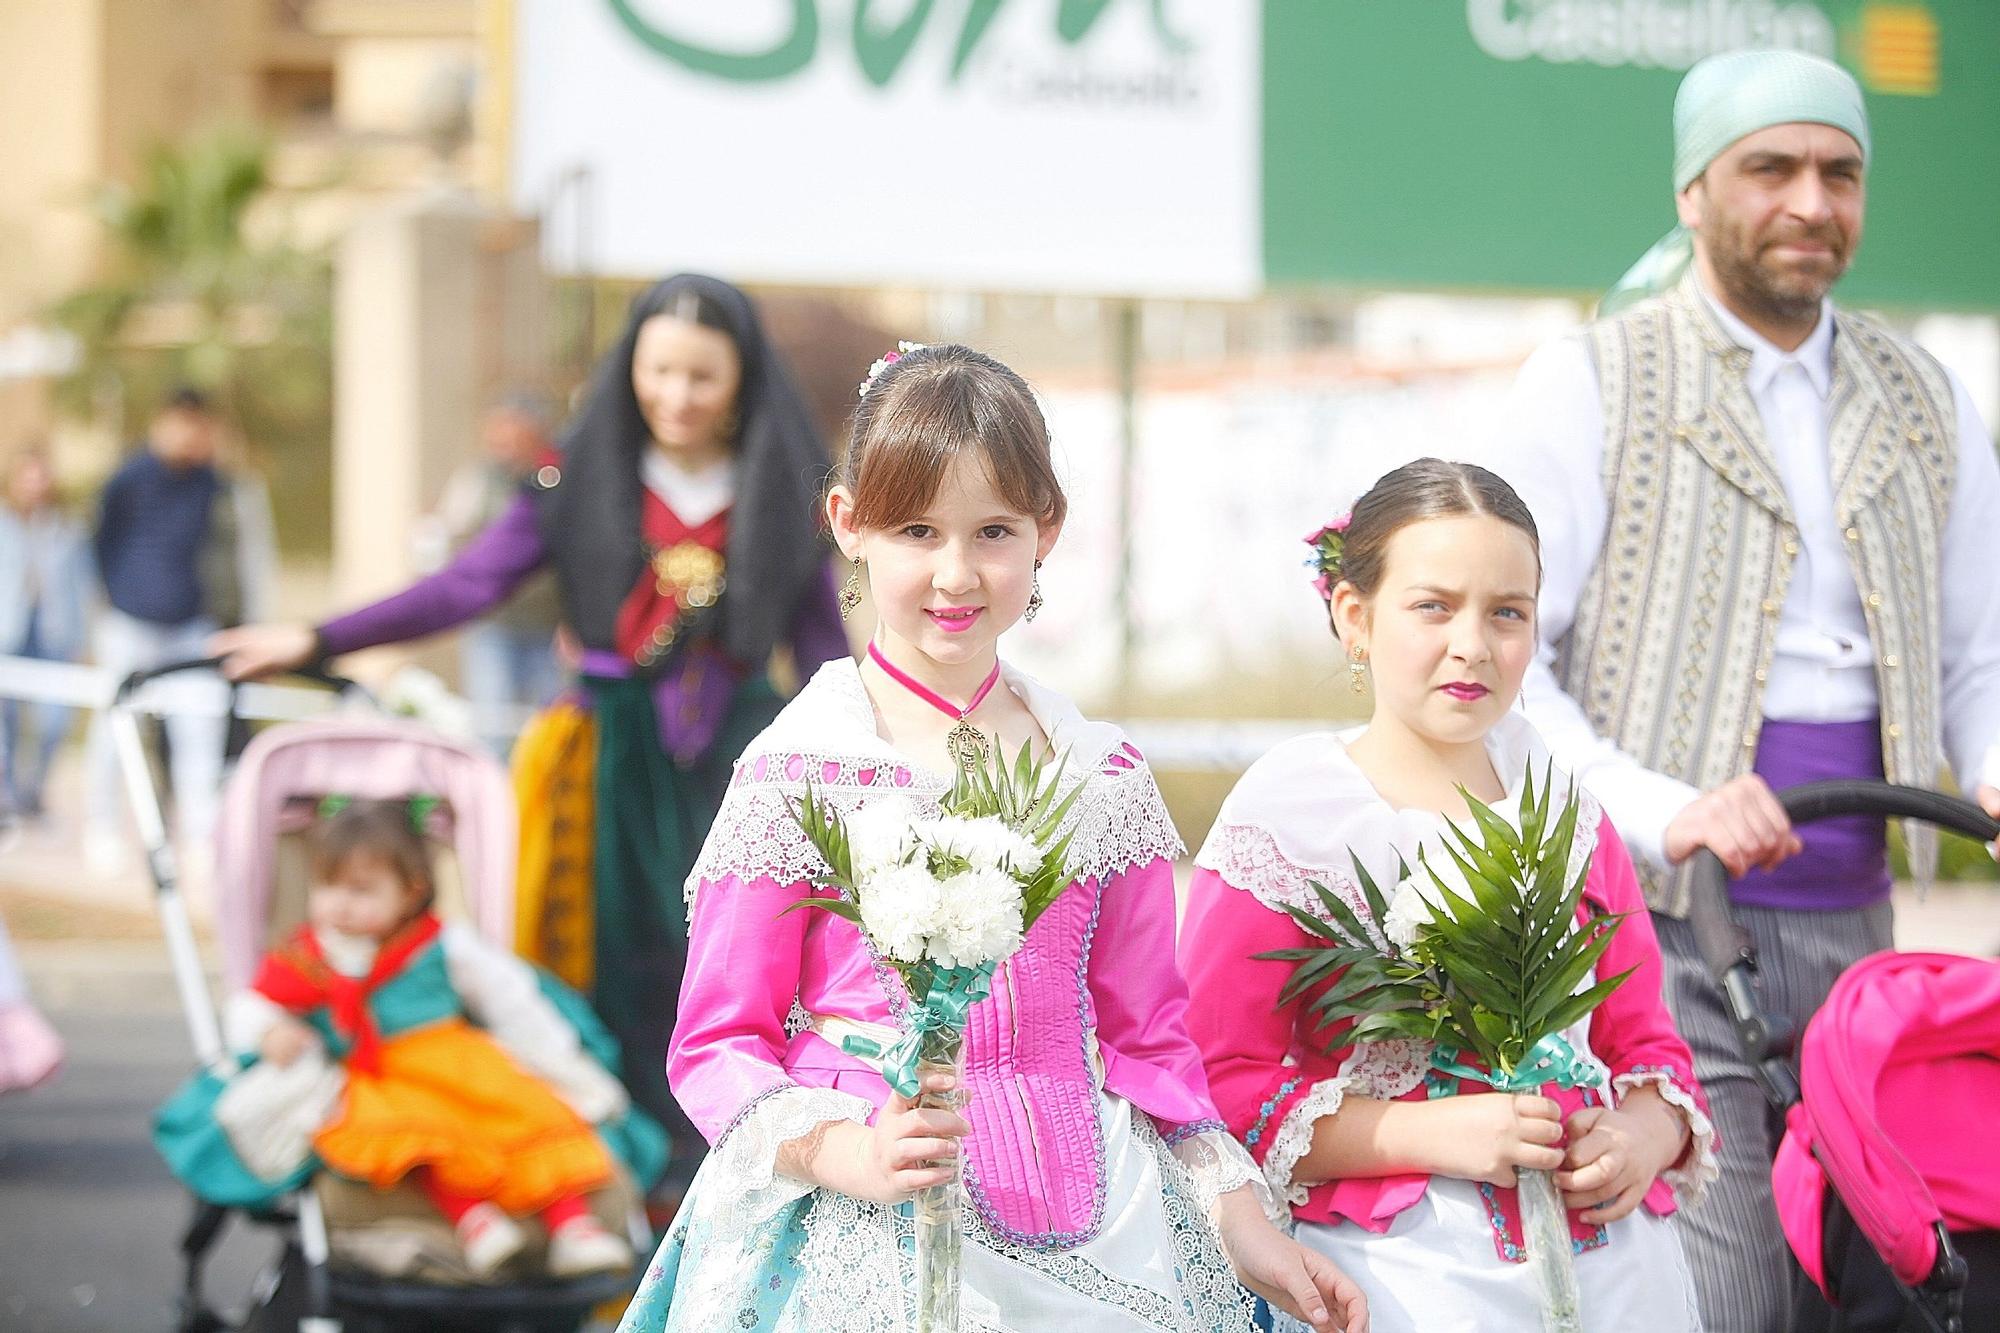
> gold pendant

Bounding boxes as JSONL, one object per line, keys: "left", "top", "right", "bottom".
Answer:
{"left": 945, "top": 718, "right": 988, "bottom": 772}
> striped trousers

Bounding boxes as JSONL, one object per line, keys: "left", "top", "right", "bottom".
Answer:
{"left": 1654, "top": 901, "right": 1894, "bottom": 1333}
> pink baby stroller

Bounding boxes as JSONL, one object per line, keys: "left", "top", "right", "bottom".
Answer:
{"left": 112, "top": 661, "right": 653, "bottom": 1333}
{"left": 1688, "top": 781, "right": 2000, "bottom": 1333}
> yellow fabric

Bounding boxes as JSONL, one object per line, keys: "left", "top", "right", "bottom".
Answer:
{"left": 510, "top": 699, "right": 598, "bottom": 990}
{"left": 314, "top": 1018, "right": 613, "bottom": 1216}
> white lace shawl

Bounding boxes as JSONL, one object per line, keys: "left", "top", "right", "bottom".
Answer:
{"left": 685, "top": 657, "right": 1185, "bottom": 908}
{"left": 1193, "top": 712, "right": 1621, "bottom": 1203}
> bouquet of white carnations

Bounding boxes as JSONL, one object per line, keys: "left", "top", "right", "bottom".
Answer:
{"left": 1258, "top": 765, "right": 1634, "bottom": 1333}
{"left": 788, "top": 742, "right": 1078, "bottom": 1333}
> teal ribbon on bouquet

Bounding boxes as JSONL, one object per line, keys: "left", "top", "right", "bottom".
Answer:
{"left": 1425, "top": 1033, "right": 1604, "bottom": 1099}
{"left": 841, "top": 962, "right": 996, "bottom": 1098}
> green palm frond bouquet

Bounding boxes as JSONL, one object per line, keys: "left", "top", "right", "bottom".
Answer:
{"left": 1258, "top": 764, "right": 1632, "bottom": 1081}
{"left": 1255, "top": 763, "right": 1633, "bottom": 1333}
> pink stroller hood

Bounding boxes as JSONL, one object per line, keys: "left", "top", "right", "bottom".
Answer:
{"left": 1773, "top": 950, "right": 2000, "bottom": 1295}
{"left": 211, "top": 716, "right": 517, "bottom": 990}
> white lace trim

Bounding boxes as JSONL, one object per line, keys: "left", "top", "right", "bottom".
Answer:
{"left": 1197, "top": 788, "right": 1602, "bottom": 935}
{"left": 1196, "top": 823, "right": 1386, "bottom": 945}
{"left": 696, "top": 1085, "right": 876, "bottom": 1238}
{"left": 685, "top": 659, "right": 1184, "bottom": 910}
{"left": 1261, "top": 1078, "right": 1348, "bottom": 1208}
{"left": 1172, "top": 1127, "right": 1286, "bottom": 1230}
{"left": 769, "top": 1110, "right": 1253, "bottom": 1332}
{"left": 1614, "top": 1068, "right": 1720, "bottom": 1210}
{"left": 686, "top": 745, "right": 1184, "bottom": 908}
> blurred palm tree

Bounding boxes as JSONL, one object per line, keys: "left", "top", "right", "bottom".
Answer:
{"left": 48, "top": 123, "right": 333, "bottom": 552}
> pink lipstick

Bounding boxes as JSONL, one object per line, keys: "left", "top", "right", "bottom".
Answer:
{"left": 1440, "top": 682, "right": 1490, "bottom": 702}
{"left": 926, "top": 606, "right": 983, "bottom": 634}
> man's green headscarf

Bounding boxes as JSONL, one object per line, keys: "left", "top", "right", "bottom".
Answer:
{"left": 1600, "top": 49, "right": 1870, "bottom": 315}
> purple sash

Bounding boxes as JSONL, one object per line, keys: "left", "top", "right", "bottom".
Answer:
{"left": 579, "top": 646, "right": 741, "bottom": 764}
{"left": 1732, "top": 717, "right": 1892, "bottom": 911}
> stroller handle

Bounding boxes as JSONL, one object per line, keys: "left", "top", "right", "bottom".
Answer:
{"left": 1770, "top": 780, "right": 2000, "bottom": 843}
{"left": 112, "top": 655, "right": 371, "bottom": 708}
{"left": 1688, "top": 781, "right": 2000, "bottom": 978}
{"left": 1685, "top": 780, "right": 1999, "bottom": 1111}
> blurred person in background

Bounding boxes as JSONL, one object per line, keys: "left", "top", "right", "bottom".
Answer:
{"left": 0, "top": 908, "right": 62, "bottom": 1094}
{"left": 212, "top": 275, "right": 852, "bottom": 1190}
{"left": 414, "top": 393, "right": 566, "bottom": 753}
{"left": 0, "top": 445, "right": 92, "bottom": 824}
{"left": 84, "top": 385, "right": 242, "bottom": 868}
{"left": 1487, "top": 51, "right": 2000, "bottom": 1331}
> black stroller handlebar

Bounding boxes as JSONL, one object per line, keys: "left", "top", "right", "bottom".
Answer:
{"left": 113, "top": 655, "right": 372, "bottom": 708}
{"left": 1684, "top": 780, "right": 2000, "bottom": 1113}
{"left": 1687, "top": 781, "right": 2000, "bottom": 977}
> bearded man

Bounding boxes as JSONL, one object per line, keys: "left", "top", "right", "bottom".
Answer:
{"left": 1486, "top": 49, "right": 2000, "bottom": 1332}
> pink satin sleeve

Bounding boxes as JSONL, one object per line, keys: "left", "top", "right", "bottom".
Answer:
{"left": 1086, "top": 855, "right": 1226, "bottom": 1135}
{"left": 666, "top": 872, "right": 826, "bottom": 1144}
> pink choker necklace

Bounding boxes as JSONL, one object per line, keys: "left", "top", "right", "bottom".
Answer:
{"left": 866, "top": 641, "right": 1000, "bottom": 772}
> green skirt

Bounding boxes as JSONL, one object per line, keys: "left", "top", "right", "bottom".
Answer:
{"left": 582, "top": 672, "right": 781, "bottom": 1181}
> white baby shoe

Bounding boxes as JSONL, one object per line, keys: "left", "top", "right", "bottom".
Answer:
{"left": 456, "top": 1202, "right": 528, "bottom": 1279}
{"left": 546, "top": 1215, "right": 632, "bottom": 1278}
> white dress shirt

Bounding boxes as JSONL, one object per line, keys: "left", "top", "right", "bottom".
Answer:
{"left": 1485, "top": 277, "right": 2000, "bottom": 868}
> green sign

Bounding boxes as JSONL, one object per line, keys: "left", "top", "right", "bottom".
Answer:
{"left": 1262, "top": 0, "right": 2000, "bottom": 309}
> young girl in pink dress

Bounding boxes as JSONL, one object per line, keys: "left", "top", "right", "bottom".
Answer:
{"left": 1180, "top": 459, "right": 1718, "bottom": 1332}
{"left": 618, "top": 344, "right": 1368, "bottom": 1333}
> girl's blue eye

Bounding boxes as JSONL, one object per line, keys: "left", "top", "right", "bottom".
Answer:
{"left": 902, "top": 524, "right": 934, "bottom": 540}
{"left": 1495, "top": 606, "right": 1529, "bottom": 622}
{"left": 980, "top": 524, "right": 1014, "bottom": 540}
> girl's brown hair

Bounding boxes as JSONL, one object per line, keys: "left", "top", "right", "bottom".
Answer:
{"left": 838, "top": 344, "right": 1067, "bottom": 531}
{"left": 311, "top": 800, "right": 435, "bottom": 911}
{"left": 1330, "top": 458, "right": 1541, "bottom": 629}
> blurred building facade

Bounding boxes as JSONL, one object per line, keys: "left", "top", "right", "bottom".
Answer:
{"left": 0, "top": 0, "right": 490, "bottom": 457}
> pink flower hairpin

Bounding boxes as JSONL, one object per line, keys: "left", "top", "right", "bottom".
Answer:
{"left": 1304, "top": 511, "right": 1353, "bottom": 603}
{"left": 858, "top": 341, "right": 929, "bottom": 400}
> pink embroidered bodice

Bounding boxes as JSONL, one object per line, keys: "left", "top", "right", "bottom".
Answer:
{"left": 667, "top": 660, "right": 1218, "bottom": 1249}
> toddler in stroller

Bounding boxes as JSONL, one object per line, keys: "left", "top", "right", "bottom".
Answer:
{"left": 138, "top": 705, "right": 667, "bottom": 1330}
{"left": 163, "top": 797, "right": 638, "bottom": 1277}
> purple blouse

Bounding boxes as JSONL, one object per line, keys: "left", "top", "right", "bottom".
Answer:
{"left": 317, "top": 492, "right": 850, "bottom": 762}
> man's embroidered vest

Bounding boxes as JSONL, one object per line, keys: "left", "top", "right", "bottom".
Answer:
{"left": 1561, "top": 275, "right": 1956, "bottom": 916}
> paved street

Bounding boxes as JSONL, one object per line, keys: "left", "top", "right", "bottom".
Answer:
{"left": 1, "top": 942, "right": 269, "bottom": 1333}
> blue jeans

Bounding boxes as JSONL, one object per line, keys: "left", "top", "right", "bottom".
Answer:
{"left": 2, "top": 606, "right": 75, "bottom": 814}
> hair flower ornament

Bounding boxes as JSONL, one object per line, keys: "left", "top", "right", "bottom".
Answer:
{"left": 1304, "top": 511, "right": 1353, "bottom": 604}
{"left": 858, "top": 340, "right": 929, "bottom": 400}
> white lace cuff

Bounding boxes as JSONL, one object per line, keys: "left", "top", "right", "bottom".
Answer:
{"left": 1263, "top": 1078, "right": 1348, "bottom": 1208}
{"left": 697, "top": 1085, "right": 877, "bottom": 1237}
{"left": 1171, "top": 1126, "right": 1286, "bottom": 1230}
{"left": 1614, "top": 1068, "right": 1719, "bottom": 1209}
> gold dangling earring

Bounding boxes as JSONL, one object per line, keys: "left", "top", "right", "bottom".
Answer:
{"left": 1349, "top": 645, "right": 1368, "bottom": 694}
{"left": 838, "top": 557, "right": 863, "bottom": 620}
{"left": 1024, "top": 559, "right": 1044, "bottom": 622}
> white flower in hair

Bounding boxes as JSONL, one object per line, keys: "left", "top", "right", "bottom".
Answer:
{"left": 857, "top": 340, "right": 930, "bottom": 399}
